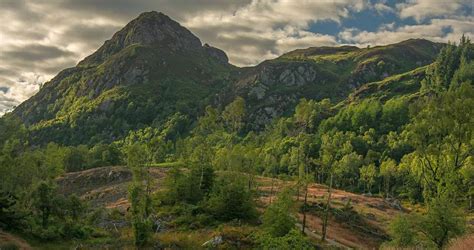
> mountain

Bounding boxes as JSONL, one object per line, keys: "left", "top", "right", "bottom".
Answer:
{"left": 235, "top": 39, "right": 442, "bottom": 128}
{"left": 9, "top": 11, "right": 443, "bottom": 145}
{"left": 11, "top": 12, "right": 236, "bottom": 145}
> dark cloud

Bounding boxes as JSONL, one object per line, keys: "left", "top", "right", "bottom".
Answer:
{"left": 38, "top": 59, "right": 78, "bottom": 75}
{"left": 0, "top": 87, "right": 9, "bottom": 93}
{"left": 2, "top": 44, "right": 75, "bottom": 62}
{"left": 0, "top": 68, "right": 17, "bottom": 78}
{"left": 62, "top": 23, "right": 121, "bottom": 44}
{"left": 0, "top": 0, "right": 43, "bottom": 23}
{"left": 38, "top": 0, "right": 251, "bottom": 22}
{"left": 0, "top": 93, "right": 18, "bottom": 114}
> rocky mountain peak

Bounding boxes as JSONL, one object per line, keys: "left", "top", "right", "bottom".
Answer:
{"left": 78, "top": 11, "right": 203, "bottom": 66}
{"left": 120, "top": 11, "right": 202, "bottom": 49}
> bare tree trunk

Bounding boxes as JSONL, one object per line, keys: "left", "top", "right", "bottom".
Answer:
{"left": 270, "top": 177, "right": 275, "bottom": 204}
{"left": 470, "top": 194, "right": 473, "bottom": 210}
{"left": 322, "top": 173, "right": 333, "bottom": 241}
{"left": 199, "top": 164, "right": 204, "bottom": 189}
{"left": 302, "top": 182, "right": 309, "bottom": 234}
{"left": 385, "top": 177, "right": 390, "bottom": 199}
{"left": 297, "top": 181, "right": 300, "bottom": 201}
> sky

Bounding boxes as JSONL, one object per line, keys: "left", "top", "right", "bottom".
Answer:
{"left": 0, "top": 0, "right": 473, "bottom": 115}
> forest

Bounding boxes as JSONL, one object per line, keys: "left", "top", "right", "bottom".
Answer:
{"left": 0, "top": 37, "right": 473, "bottom": 249}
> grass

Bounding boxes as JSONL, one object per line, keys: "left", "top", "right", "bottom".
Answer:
{"left": 155, "top": 224, "right": 257, "bottom": 249}
{"left": 147, "top": 161, "right": 184, "bottom": 168}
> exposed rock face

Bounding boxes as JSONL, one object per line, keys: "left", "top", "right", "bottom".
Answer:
{"left": 278, "top": 65, "right": 317, "bottom": 86}
{"left": 251, "top": 62, "right": 318, "bottom": 89}
{"left": 239, "top": 62, "right": 319, "bottom": 129}
{"left": 203, "top": 43, "right": 229, "bottom": 64}
{"left": 79, "top": 11, "right": 204, "bottom": 66}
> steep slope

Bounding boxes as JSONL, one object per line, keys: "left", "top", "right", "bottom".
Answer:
{"left": 12, "top": 11, "right": 236, "bottom": 145}
{"left": 235, "top": 39, "right": 442, "bottom": 128}
{"left": 9, "top": 11, "right": 444, "bottom": 144}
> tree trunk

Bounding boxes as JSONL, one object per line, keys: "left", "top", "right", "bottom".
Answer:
{"left": 42, "top": 209, "right": 48, "bottom": 229}
{"left": 302, "top": 182, "right": 309, "bottom": 234}
{"left": 470, "top": 194, "right": 473, "bottom": 210}
{"left": 385, "top": 177, "right": 390, "bottom": 199}
{"left": 199, "top": 164, "right": 204, "bottom": 189}
{"left": 322, "top": 173, "right": 333, "bottom": 241}
{"left": 296, "top": 180, "right": 300, "bottom": 201}
{"left": 270, "top": 177, "right": 275, "bottom": 204}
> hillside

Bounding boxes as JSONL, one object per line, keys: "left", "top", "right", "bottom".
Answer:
{"left": 236, "top": 39, "right": 441, "bottom": 128}
{"left": 11, "top": 11, "right": 236, "bottom": 145}
{"left": 1, "top": 10, "right": 473, "bottom": 250}
{"left": 9, "top": 11, "right": 442, "bottom": 144}
{"left": 53, "top": 166, "right": 398, "bottom": 249}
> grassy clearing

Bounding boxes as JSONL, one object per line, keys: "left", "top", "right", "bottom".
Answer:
{"left": 146, "top": 161, "right": 184, "bottom": 168}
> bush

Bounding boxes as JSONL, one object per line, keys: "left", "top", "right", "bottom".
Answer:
{"left": 162, "top": 165, "right": 213, "bottom": 205}
{"left": 61, "top": 221, "right": 92, "bottom": 239}
{"left": 388, "top": 196, "right": 466, "bottom": 248}
{"left": 256, "top": 229, "right": 314, "bottom": 249}
{"left": 262, "top": 188, "right": 295, "bottom": 237}
{"left": 206, "top": 173, "right": 257, "bottom": 221}
{"left": 0, "top": 242, "right": 19, "bottom": 250}
{"left": 388, "top": 214, "right": 416, "bottom": 247}
{"left": 132, "top": 219, "right": 152, "bottom": 246}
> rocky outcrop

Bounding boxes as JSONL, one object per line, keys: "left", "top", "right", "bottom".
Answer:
{"left": 203, "top": 43, "right": 229, "bottom": 64}
{"left": 79, "top": 11, "right": 203, "bottom": 66}
{"left": 254, "top": 63, "right": 318, "bottom": 87}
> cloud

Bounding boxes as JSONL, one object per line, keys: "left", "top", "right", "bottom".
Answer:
{"left": 2, "top": 44, "right": 75, "bottom": 62}
{"left": 0, "top": 0, "right": 370, "bottom": 116}
{"left": 0, "top": 0, "right": 473, "bottom": 116}
{"left": 397, "top": 0, "right": 472, "bottom": 22}
{"left": 373, "top": 1, "right": 395, "bottom": 14}
{"left": 339, "top": 16, "right": 474, "bottom": 46}
{"left": 0, "top": 73, "right": 41, "bottom": 115}
{"left": 183, "top": 0, "right": 365, "bottom": 65}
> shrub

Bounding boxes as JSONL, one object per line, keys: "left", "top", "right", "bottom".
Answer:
{"left": 206, "top": 173, "right": 257, "bottom": 221}
{"left": 262, "top": 188, "right": 295, "bottom": 237}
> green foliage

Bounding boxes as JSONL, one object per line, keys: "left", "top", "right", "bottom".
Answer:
{"left": 206, "top": 173, "right": 257, "bottom": 221}
{"left": 294, "top": 98, "right": 331, "bottom": 132}
{"left": 162, "top": 165, "right": 214, "bottom": 205}
{"left": 256, "top": 229, "right": 315, "bottom": 250}
{"left": 403, "top": 83, "right": 474, "bottom": 200}
{"left": 379, "top": 158, "right": 398, "bottom": 197}
{"left": 127, "top": 143, "right": 153, "bottom": 246}
{"left": 28, "top": 181, "right": 92, "bottom": 240}
{"left": 423, "top": 35, "right": 473, "bottom": 91}
{"left": 388, "top": 196, "right": 465, "bottom": 249}
{"left": 359, "top": 164, "right": 378, "bottom": 193}
{"left": 222, "top": 96, "right": 246, "bottom": 133}
{"left": 31, "top": 181, "right": 56, "bottom": 229}
{"left": 262, "top": 189, "right": 295, "bottom": 237}
{"left": 1, "top": 34, "right": 472, "bottom": 248}
{"left": 422, "top": 196, "right": 466, "bottom": 248}
{"left": 0, "top": 192, "right": 26, "bottom": 230}
{"left": 388, "top": 214, "right": 417, "bottom": 247}
{"left": 129, "top": 184, "right": 152, "bottom": 246}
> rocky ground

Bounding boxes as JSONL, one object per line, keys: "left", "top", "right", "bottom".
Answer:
{"left": 56, "top": 167, "right": 402, "bottom": 249}
{"left": 4, "top": 166, "right": 472, "bottom": 249}
{"left": 56, "top": 166, "right": 168, "bottom": 213}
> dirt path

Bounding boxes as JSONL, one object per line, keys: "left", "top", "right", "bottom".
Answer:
{"left": 0, "top": 230, "right": 32, "bottom": 250}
